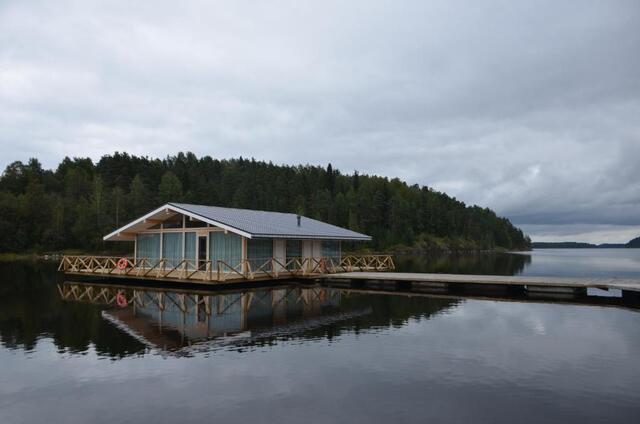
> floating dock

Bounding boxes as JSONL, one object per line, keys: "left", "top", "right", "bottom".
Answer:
{"left": 320, "top": 272, "right": 640, "bottom": 292}
{"left": 319, "top": 272, "right": 640, "bottom": 298}
{"left": 59, "top": 255, "right": 640, "bottom": 302}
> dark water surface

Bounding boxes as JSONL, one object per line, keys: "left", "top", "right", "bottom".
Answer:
{"left": 2, "top": 250, "right": 640, "bottom": 423}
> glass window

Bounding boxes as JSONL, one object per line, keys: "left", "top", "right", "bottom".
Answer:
{"left": 209, "top": 232, "right": 242, "bottom": 272}
{"left": 286, "top": 240, "right": 302, "bottom": 270}
{"left": 184, "top": 232, "right": 196, "bottom": 270}
{"left": 247, "top": 239, "right": 273, "bottom": 272}
{"left": 136, "top": 233, "right": 160, "bottom": 262}
{"left": 185, "top": 217, "right": 207, "bottom": 228}
{"left": 162, "top": 232, "right": 183, "bottom": 268}
{"left": 321, "top": 240, "right": 341, "bottom": 261}
{"left": 162, "top": 233, "right": 182, "bottom": 268}
{"left": 163, "top": 214, "right": 183, "bottom": 229}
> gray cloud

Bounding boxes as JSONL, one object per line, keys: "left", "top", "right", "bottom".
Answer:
{"left": 1, "top": 0, "right": 639, "bottom": 242}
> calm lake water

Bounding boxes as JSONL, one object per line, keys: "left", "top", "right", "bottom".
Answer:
{"left": 1, "top": 249, "right": 640, "bottom": 424}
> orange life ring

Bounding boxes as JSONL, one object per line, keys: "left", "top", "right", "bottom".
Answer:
{"left": 116, "top": 292, "right": 128, "bottom": 308}
{"left": 116, "top": 257, "right": 128, "bottom": 270}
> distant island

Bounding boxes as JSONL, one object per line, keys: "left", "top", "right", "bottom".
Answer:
{"left": 627, "top": 237, "right": 640, "bottom": 248}
{"left": 532, "top": 237, "right": 640, "bottom": 249}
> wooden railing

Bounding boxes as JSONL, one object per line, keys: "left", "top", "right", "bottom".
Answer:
{"left": 58, "top": 254, "right": 394, "bottom": 283}
{"left": 339, "top": 255, "right": 396, "bottom": 272}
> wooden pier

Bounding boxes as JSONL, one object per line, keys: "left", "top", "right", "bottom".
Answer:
{"left": 319, "top": 272, "right": 640, "bottom": 296}
{"left": 59, "top": 252, "right": 640, "bottom": 302}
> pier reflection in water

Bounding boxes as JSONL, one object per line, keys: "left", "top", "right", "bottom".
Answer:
{"left": 56, "top": 277, "right": 640, "bottom": 357}
{"left": 57, "top": 283, "right": 382, "bottom": 354}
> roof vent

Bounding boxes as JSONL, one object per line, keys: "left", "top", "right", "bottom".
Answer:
{"left": 297, "top": 215, "right": 301, "bottom": 227}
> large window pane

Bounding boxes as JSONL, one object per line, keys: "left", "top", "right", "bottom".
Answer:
{"left": 136, "top": 234, "right": 160, "bottom": 263}
{"left": 321, "top": 240, "right": 341, "bottom": 262}
{"left": 210, "top": 232, "right": 242, "bottom": 271}
{"left": 286, "top": 240, "right": 302, "bottom": 270}
{"left": 163, "top": 214, "right": 183, "bottom": 229}
{"left": 185, "top": 218, "right": 207, "bottom": 228}
{"left": 163, "top": 232, "right": 183, "bottom": 268}
{"left": 247, "top": 239, "right": 273, "bottom": 272}
{"left": 184, "top": 232, "right": 196, "bottom": 270}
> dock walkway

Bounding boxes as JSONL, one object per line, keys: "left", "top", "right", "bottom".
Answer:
{"left": 321, "top": 272, "right": 640, "bottom": 293}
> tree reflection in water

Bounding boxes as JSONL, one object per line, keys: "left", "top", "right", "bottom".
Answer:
{"left": 394, "top": 252, "right": 531, "bottom": 275}
{"left": 0, "top": 260, "right": 455, "bottom": 357}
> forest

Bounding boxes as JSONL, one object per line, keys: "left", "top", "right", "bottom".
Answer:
{"left": 0, "top": 152, "right": 531, "bottom": 253}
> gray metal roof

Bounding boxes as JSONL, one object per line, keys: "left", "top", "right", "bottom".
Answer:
{"left": 169, "top": 203, "right": 371, "bottom": 241}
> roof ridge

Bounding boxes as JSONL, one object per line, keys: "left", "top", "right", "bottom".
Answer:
{"left": 168, "top": 202, "right": 299, "bottom": 217}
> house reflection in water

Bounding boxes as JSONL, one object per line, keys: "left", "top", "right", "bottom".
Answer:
{"left": 58, "top": 282, "right": 372, "bottom": 353}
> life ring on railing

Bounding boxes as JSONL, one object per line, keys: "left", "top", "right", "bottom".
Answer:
{"left": 116, "top": 291, "right": 128, "bottom": 308}
{"left": 116, "top": 257, "right": 128, "bottom": 270}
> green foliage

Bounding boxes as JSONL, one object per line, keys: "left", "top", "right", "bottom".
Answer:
{"left": 158, "top": 171, "right": 183, "bottom": 203}
{"left": 0, "top": 152, "right": 531, "bottom": 253}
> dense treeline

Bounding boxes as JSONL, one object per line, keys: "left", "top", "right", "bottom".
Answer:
{"left": 0, "top": 152, "right": 530, "bottom": 253}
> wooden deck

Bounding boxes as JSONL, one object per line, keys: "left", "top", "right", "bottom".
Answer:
{"left": 58, "top": 254, "right": 395, "bottom": 284}
{"left": 320, "top": 272, "right": 640, "bottom": 293}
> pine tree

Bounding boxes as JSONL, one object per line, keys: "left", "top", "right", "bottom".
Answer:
{"left": 129, "top": 175, "right": 152, "bottom": 217}
{"left": 158, "top": 171, "right": 183, "bottom": 203}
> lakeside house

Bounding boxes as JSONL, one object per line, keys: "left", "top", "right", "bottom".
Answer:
{"left": 59, "top": 203, "right": 394, "bottom": 283}
{"left": 103, "top": 202, "right": 372, "bottom": 272}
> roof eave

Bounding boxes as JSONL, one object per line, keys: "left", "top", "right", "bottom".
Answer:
{"left": 252, "top": 234, "right": 371, "bottom": 241}
{"left": 103, "top": 203, "right": 254, "bottom": 241}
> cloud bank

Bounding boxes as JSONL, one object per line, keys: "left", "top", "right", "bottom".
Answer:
{"left": 1, "top": 0, "right": 639, "bottom": 242}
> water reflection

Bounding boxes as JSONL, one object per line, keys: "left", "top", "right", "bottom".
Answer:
{"left": 58, "top": 283, "right": 376, "bottom": 355}
{"left": 3, "top": 255, "right": 639, "bottom": 358}
{"left": 0, "top": 264, "right": 456, "bottom": 356}
{"left": 394, "top": 251, "right": 531, "bottom": 275}
{"left": 513, "top": 249, "right": 640, "bottom": 278}
{"left": 53, "top": 277, "right": 640, "bottom": 358}
{"left": 3, "top": 259, "right": 640, "bottom": 424}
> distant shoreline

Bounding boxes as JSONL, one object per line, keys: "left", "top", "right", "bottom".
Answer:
{"left": 532, "top": 240, "right": 638, "bottom": 249}
{"left": 532, "top": 246, "right": 640, "bottom": 249}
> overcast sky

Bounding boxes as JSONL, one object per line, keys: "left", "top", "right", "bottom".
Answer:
{"left": 1, "top": 0, "right": 639, "bottom": 243}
